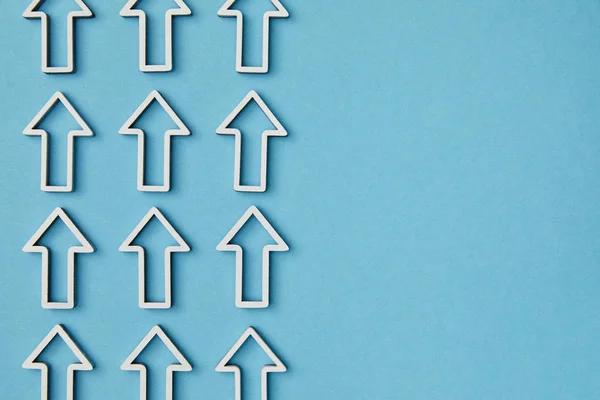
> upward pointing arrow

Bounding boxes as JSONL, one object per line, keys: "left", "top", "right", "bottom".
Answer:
{"left": 218, "top": 0, "right": 288, "bottom": 73}
{"left": 216, "top": 327, "right": 286, "bottom": 400}
{"left": 217, "top": 90, "right": 287, "bottom": 193}
{"left": 120, "top": 0, "right": 192, "bottom": 72}
{"left": 23, "top": 208, "right": 94, "bottom": 309}
{"left": 23, "top": 324, "right": 93, "bottom": 400}
{"left": 120, "top": 207, "right": 190, "bottom": 309}
{"left": 24, "top": 91, "right": 93, "bottom": 193}
{"left": 217, "top": 206, "right": 288, "bottom": 308}
{"left": 23, "top": 0, "right": 93, "bottom": 74}
{"left": 120, "top": 90, "right": 190, "bottom": 192}
{"left": 121, "top": 325, "right": 192, "bottom": 400}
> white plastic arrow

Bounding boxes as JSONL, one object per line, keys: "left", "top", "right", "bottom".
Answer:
{"left": 24, "top": 91, "right": 93, "bottom": 193}
{"left": 216, "top": 327, "right": 286, "bottom": 400}
{"left": 120, "top": 90, "right": 190, "bottom": 192}
{"left": 217, "top": 90, "right": 287, "bottom": 193}
{"left": 23, "top": 208, "right": 94, "bottom": 309}
{"left": 120, "top": 0, "right": 191, "bottom": 72}
{"left": 217, "top": 206, "right": 288, "bottom": 308}
{"left": 218, "top": 0, "right": 289, "bottom": 73}
{"left": 23, "top": 0, "right": 93, "bottom": 74}
{"left": 23, "top": 324, "right": 93, "bottom": 400}
{"left": 120, "top": 207, "right": 190, "bottom": 309}
{"left": 122, "top": 325, "right": 192, "bottom": 400}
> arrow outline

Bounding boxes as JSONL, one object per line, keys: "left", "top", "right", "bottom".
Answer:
{"left": 217, "top": 206, "right": 288, "bottom": 308}
{"left": 119, "top": 207, "right": 190, "bottom": 309}
{"left": 120, "top": 90, "right": 190, "bottom": 192}
{"left": 24, "top": 91, "right": 93, "bottom": 193}
{"left": 120, "top": 0, "right": 192, "bottom": 72}
{"left": 121, "top": 325, "right": 192, "bottom": 400}
{"left": 216, "top": 327, "right": 286, "bottom": 400}
{"left": 217, "top": 90, "right": 287, "bottom": 193}
{"left": 23, "top": 324, "right": 93, "bottom": 400}
{"left": 217, "top": 0, "right": 289, "bottom": 73}
{"left": 23, "top": 208, "right": 94, "bottom": 309}
{"left": 23, "top": 0, "right": 93, "bottom": 74}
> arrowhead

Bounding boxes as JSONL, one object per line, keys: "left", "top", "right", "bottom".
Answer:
{"left": 119, "top": 90, "right": 190, "bottom": 137}
{"left": 121, "top": 326, "right": 192, "bottom": 371}
{"left": 120, "top": 207, "right": 190, "bottom": 252}
{"left": 23, "top": 208, "right": 94, "bottom": 253}
{"left": 24, "top": 92, "right": 93, "bottom": 138}
{"left": 217, "top": 206, "right": 288, "bottom": 251}
{"left": 24, "top": 0, "right": 93, "bottom": 17}
{"left": 120, "top": 0, "right": 191, "bottom": 16}
{"left": 217, "top": 90, "right": 287, "bottom": 138}
{"left": 218, "top": 0, "right": 288, "bottom": 17}
{"left": 23, "top": 325, "right": 93, "bottom": 370}
{"left": 216, "top": 327, "right": 286, "bottom": 372}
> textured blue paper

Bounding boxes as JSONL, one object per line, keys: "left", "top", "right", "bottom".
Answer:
{"left": 1, "top": 1, "right": 600, "bottom": 399}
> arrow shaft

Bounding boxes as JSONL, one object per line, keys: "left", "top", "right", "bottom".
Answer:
{"left": 137, "top": 250, "right": 172, "bottom": 309}
{"left": 233, "top": 133, "right": 269, "bottom": 192}
{"left": 235, "top": 15, "right": 272, "bottom": 72}
{"left": 40, "top": 133, "right": 75, "bottom": 192}
{"left": 137, "top": 133, "right": 171, "bottom": 192}
{"left": 138, "top": 14, "right": 174, "bottom": 71}
{"left": 41, "top": 249, "right": 75, "bottom": 309}
{"left": 235, "top": 248, "right": 270, "bottom": 308}
{"left": 233, "top": 370, "right": 270, "bottom": 400}
{"left": 37, "top": 366, "right": 77, "bottom": 400}
{"left": 40, "top": 15, "right": 76, "bottom": 73}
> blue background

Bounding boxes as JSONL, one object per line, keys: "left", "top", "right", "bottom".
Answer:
{"left": 1, "top": 0, "right": 600, "bottom": 399}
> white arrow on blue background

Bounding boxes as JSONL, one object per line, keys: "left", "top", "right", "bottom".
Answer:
{"left": 122, "top": 325, "right": 192, "bottom": 400}
{"left": 24, "top": 91, "right": 93, "bottom": 193}
{"left": 217, "top": 206, "right": 288, "bottom": 309}
{"left": 23, "top": 207, "right": 94, "bottom": 309}
{"left": 217, "top": 90, "right": 287, "bottom": 193}
{"left": 120, "top": 90, "right": 190, "bottom": 193}
{"left": 216, "top": 327, "right": 286, "bottom": 400}
{"left": 23, "top": 324, "right": 93, "bottom": 400}
{"left": 218, "top": 0, "right": 288, "bottom": 73}
{"left": 120, "top": 207, "right": 190, "bottom": 309}
{"left": 120, "top": 0, "right": 191, "bottom": 72}
{"left": 23, "top": 0, "right": 93, "bottom": 74}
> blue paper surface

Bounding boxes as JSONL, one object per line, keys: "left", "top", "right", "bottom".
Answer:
{"left": 1, "top": 1, "right": 600, "bottom": 399}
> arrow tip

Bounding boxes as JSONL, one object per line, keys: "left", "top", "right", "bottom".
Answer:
{"left": 218, "top": 0, "right": 288, "bottom": 17}
{"left": 216, "top": 327, "right": 286, "bottom": 372}
{"left": 121, "top": 325, "right": 192, "bottom": 371}
{"left": 216, "top": 91, "right": 287, "bottom": 137}
{"left": 217, "top": 206, "right": 288, "bottom": 251}
{"left": 120, "top": 207, "right": 190, "bottom": 252}
{"left": 24, "top": 91, "right": 92, "bottom": 136}
{"left": 119, "top": 91, "right": 190, "bottom": 136}
{"left": 23, "top": 208, "right": 94, "bottom": 252}
{"left": 23, "top": 324, "right": 93, "bottom": 370}
{"left": 24, "top": 0, "right": 93, "bottom": 17}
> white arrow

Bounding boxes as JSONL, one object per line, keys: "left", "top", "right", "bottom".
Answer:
{"left": 120, "top": 90, "right": 190, "bottom": 192}
{"left": 23, "top": 0, "right": 93, "bottom": 74}
{"left": 23, "top": 324, "right": 93, "bottom": 400}
{"left": 218, "top": 0, "right": 289, "bottom": 73}
{"left": 217, "top": 206, "right": 288, "bottom": 308}
{"left": 23, "top": 208, "right": 94, "bottom": 309}
{"left": 120, "top": 0, "right": 191, "bottom": 72}
{"left": 24, "top": 91, "right": 93, "bottom": 193}
{"left": 120, "top": 207, "right": 190, "bottom": 309}
{"left": 216, "top": 327, "right": 286, "bottom": 400}
{"left": 217, "top": 90, "right": 287, "bottom": 193}
{"left": 122, "top": 325, "right": 192, "bottom": 400}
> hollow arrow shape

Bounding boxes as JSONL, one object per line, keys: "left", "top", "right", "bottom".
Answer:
{"left": 122, "top": 325, "right": 192, "bottom": 400}
{"left": 216, "top": 327, "right": 286, "bottom": 400}
{"left": 120, "top": 0, "right": 191, "bottom": 72}
{"left": 23, "top": 324, "right": 93, "bottom": 400}
{"left": 120, "top": 207, "right": 190, "bottom": 309}
{"left": 218, "top": 0, "right": 289, "bottom": 73}
{"left": 23, "top": 208, "right": 94, "bottom": 309}
{"left": 120, "top": 90, "right": 190, "bottom": 192}
{"left": 217, "top": 90, "right": 287, "bottom": 193}
{"left": 23, "top": 0, "right": 93, "bottom": 74}
{"left": 217, "top": 206, "right": 288, "bottom": 308}
{"left": 24, "top": 92, "right": 93, "bottom": 193}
